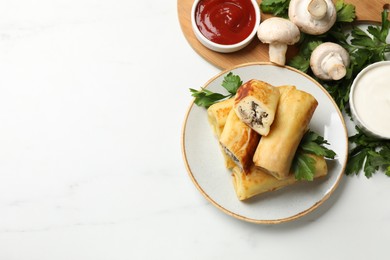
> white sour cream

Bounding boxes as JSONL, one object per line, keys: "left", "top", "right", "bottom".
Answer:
{"left": 350, "top": 61, "right": 390, "bottom": 139}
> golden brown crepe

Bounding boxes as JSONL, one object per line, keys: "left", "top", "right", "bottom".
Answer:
{"left": 253, "top": 85, "right": 318, "bottom": 180}
{"left": 207, "top": 98, "right": 236, "bottom": 169}
{"left": 219, "top": 109, "right": 260, "bottom": 173}
{"left": 207, "top": 98, "right": 235, "bottom": 137}
{"left": 232, "top": 155, "right": 327, "bottom": 200}
{"left": 234, "top": 80, "right": 280, "bottom": 136}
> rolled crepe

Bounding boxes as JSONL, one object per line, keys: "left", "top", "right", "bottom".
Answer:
{"left": 219, "top": 109, "right": 260, "bottom": 173}
{"left": 207, "top": 98, "right": 235, "bottom": 137}
{"left": 207, "top": 98, "right": 236, "bottom": 169}
{"left": 234, "top": 80, "right": 280, "bottom": 136}
{"left": 232, "top": 155, "right": 327, "bottom": 200}
{"left": 253, "top": 85, "right": 318, "bottom": 180}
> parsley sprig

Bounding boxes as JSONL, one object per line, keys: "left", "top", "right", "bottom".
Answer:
{"left": 260, "top": 0, "right": 356, "bottom": 21}
{"left": 293, "top": 131, "right": 336, "bottom": 181}
{"left": 260, "top": 0, "right": 290, "bottom": 18}
{"left": 335, "top": 0, "right": 357, "bottom": 22}
{"left": 189, "top": 72, "right": 242, "bottom": 108}
{"left": 346, "top": 127, "right": 390, "bottom": 178}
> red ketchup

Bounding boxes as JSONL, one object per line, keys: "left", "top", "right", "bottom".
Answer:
{"left": 195, "top": 0, "right": 256, "bottom": 45}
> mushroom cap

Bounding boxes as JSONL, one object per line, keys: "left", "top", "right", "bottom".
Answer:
{"left": 310, "top": 42, "right": 350, "bottom": 80}
{"left": 257, "top": 17, "right": 300, "bottom": 45}
{"left": 288, "top": 0, "right": 336, "bottom": 35}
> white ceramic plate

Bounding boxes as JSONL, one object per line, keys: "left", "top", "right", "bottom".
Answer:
{"left": 182, "top": 62, "right": 348, "bottom": 224}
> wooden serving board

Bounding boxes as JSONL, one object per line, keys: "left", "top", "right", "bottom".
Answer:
{"left": 178, "top": 0, "right": 389, "bottom": 69}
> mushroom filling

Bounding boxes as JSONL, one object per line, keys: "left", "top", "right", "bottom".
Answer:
{"left": 238, "top": 102, "right": 268, "bottom": 127}
{"left": 221, "top": 145, "right": 240, "bottom": 165}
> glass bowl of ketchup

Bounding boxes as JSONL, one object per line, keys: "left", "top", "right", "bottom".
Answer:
{"left": 191, "top": 0, "right": 261, "bottom": 53}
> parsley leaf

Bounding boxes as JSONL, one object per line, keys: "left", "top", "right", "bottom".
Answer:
{"left": 189, "top": 72, "right": 242, "bottom": 108}
{"left": 346, "top": 147, "right": 369, "bottom": 176}
{"left": 336, "top": 0, "right": 356, "bottom": 22}
{"left": 288, "top": 37, "right": 322, "bottom": 73}
{"left": 261, "top": 0, "right": 356, "bottom": 22}
{"left": 260, "top": 0, "right": 290, "bottom": 18}
{"left": 349, "top": 11, "right": 390, "bottom": 61}
{"left": 288, "top": 55, "right": 310, "bottom": 72}
{"left": 346, "top": 127, "right": 390, "bottom": 178}
{"left": 189, "top": 88, "right": 229, "bottom": 108}
{"left": 292, "top": 152, "right": 317, "bottom": 181}
{"left": 300, "top": 131, "right": 337, "bottom": 159}
{"left": 364, "top": 151, "right": 384, "bottom": 178}
{"left": 292, "top": 131, "right": 337, "bottom": 181}
{"left": 222, "top": 72, "right": 242, "bottom": 94}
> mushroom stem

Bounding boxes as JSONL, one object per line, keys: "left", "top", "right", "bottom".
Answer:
{"left": 321, "top": 52, "right": 346, "bottom": 80}
{"left": 307, "top": 0, "right": 328, "bottom": 20}
{"left": 268, "top": 43, "right": 288, "bottom": 65}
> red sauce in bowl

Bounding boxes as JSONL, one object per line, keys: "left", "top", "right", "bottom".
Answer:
{"left": 195, "top": 0, "right": 257, "bottom": 45}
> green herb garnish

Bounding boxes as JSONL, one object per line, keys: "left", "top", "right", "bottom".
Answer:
{"left": 300, "top": 131, "right": 337, "bottom": 159}
{"left": 221, "top": 72, "right": 242, "bottom": 94}
{"left": 292, "top": 153, "right": 317, "bottom": 181}
{"left": 349, "top": 10, "right": 390, "bottom": 61}
{"left": 346, "top": 127, "right": 390, "bottom": 178}
{"left": 260, "top": 0, "right": 290, "bottom": 18}
{"left": 335, "top": 0, "right": 357, "bottom": 22}
{"left": 189, "top": 72, "right": 242, "bottom": 108}
{"left": 293, "top": 131, "right": 336, "bottom": 181}
{"left": 288, "top": 38, "right": 323, "bottom": 73}
{"left": 189, "top": 89, "right": 228, "bottom": 108}
{"left": 260, "top": 0, "right": 356, "bottom": 22}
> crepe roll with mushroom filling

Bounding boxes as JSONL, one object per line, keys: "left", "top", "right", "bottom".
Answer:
{"left": 207, "top": 98, "right": 236, "bottom": 169}
{"left": 234, "top": 80, "right": 280, "bottom": 136}
{"left": 207, "top": 98, "right": 235, "bottom": 137}
{"left": 219, "top": 109, "right": 260, "bottom": 173}
{"left": 253, "top": 85, "right": 318, "bottom": 180}
{"left": 232, "top": 154, "right": 327, "bottom": 200}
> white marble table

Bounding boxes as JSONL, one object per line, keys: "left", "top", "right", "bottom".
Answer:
{"left": 0, "top": 1, "right": 389, "bottom": 259}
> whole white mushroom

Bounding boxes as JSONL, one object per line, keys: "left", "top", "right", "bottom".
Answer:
{"left": 257, "top": 17, "right": 300, "bottom": 65}
{"left": 289, "top": 0, "right": 337, "bottom": 35}
{"left": 310, "top": 42, "right": 350, "bottom": 80}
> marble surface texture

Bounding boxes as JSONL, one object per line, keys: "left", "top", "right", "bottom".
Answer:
{"left": 0, "top": 1, "right": 389, "bottom": 259}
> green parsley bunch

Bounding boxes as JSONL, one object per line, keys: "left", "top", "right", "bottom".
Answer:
{"left": 261, "top": 0, "right": 390, "bottom": 178}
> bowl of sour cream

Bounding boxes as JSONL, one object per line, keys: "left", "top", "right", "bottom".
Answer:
{"left": 349, "top": 61, "right": 390, "bottom": 139}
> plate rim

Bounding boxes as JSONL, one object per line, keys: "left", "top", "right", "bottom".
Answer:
{"left": 181, "top": 61, "right": 348, "bottom": 224}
